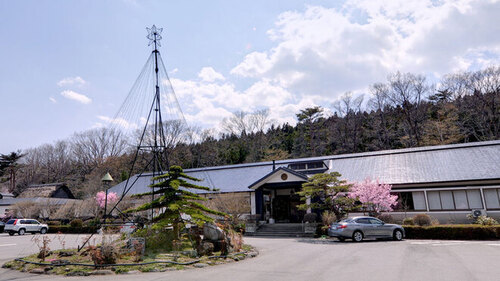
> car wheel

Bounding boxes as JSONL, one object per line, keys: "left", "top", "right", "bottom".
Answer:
{"left": 8, "top": 232, "right": 14, "bottom": 236}
{"left": 393, "top": 229, "right": 403, "bottom": 241}
{"left": 40, "top": 228, "right": 47, "bottom": 234}
{"left": 18, "top": 228, "right": 26, "bottom": 235}
{"left": 338, "top": 237, "right": 345, "bottom": 242}
{"left": 352, "top": 231, "right": 363, "bottom": 242}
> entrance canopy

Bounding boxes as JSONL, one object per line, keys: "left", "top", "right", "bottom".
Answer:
{"left": 248, "top": 167, "right": 308, "bottom": 190}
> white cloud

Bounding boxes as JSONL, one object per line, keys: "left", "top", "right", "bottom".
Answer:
{"left": 60, "top": 90, "right": 92, "bottom": 104}
{"left": 231, "top": 0, "right": 500, "bottom": 97}
{"left": 198, "top": 67, "right": 225, "bottom": 82}
{"left": 126, "top": 1, "right": 500, "bottom": 134}
{"left": 97, "top": 115, "right": 138, "bottom": 130}
{"left": 57, "top": 76, "right": 86, "bottom": 87}
{"left": 49, "top": 97, "right": 57, "bottom": 103}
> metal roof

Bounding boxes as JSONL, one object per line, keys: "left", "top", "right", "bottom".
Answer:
{"left": 109, "top": 140, "right": 500, "bottom": 196}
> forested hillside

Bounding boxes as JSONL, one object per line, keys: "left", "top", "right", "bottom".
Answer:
{"left": 1, "top": 66, "right": 499, "bottom": 198}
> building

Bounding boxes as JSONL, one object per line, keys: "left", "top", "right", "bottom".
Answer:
{"left": 109, "top": 140, "right": 500, "bottom": 224}
{"left": 17, "top": 183, "right": 76, "bottom": 199}
{"left": 0, "top": 183, "right": 77, "bottom": 219}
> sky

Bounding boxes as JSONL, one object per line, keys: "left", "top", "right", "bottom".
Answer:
{"left": 0, "top": 0, "right": 499, "bottom": 153}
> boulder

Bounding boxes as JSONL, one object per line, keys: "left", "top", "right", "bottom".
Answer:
{"left": 29, "top": 268, "right": 45, "bottom": 274}
{"left": 203, "top": 223, "right": 225, "bottom": 241}
{"left": 197, "top": 241, "right": 214, "bottom": 256}
{"left": 193, "top": 263, "right": 209, "bottom": 268}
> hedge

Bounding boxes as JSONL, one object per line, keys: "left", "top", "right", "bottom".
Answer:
{"left": 47, "top": 225, "right": 98, "bottom": 234}
{"left": 404, "top": 225, "right": 500, "bottom": 240}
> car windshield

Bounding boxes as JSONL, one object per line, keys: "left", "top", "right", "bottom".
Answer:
{"left": 6, "top": 219, "right": 16, "bottom": 224}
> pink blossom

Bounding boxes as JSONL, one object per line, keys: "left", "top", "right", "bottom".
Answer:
{"left": 95, "top": 191, "right": 119, "bottom": 208}
{"left": 349, "top": 178, "right": 398, "bottom": 213}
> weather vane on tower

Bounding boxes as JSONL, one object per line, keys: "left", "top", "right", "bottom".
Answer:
{"left": 147, "top": 25, "right": 163, "bottom": 47}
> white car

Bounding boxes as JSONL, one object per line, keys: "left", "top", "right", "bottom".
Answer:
{"left": 4, "top": 219, "right": 49, "bottom": 235}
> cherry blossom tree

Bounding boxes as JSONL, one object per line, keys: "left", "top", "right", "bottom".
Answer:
{"left": 95, "top": 191, "right": 118, "bottom": 208}
{"left": 349, "top": 178, "right": 398, "bottom": 215}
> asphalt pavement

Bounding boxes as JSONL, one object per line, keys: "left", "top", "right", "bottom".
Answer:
{"left": 1, "top": 233, "right": 500, "bottom": 281}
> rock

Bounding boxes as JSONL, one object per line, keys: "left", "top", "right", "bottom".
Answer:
{"left": 193, "top": 263, "right": 209, "bottom": 268}
{"left": 247, "top": 251, "right": 258, "bottom": 258}
{"left": 64, "top": 268, "right": 71, "bottom": 272}
{"left": 181, "top": 250, "right": 198, "bottom": 258}
{"left": 89, "top": 270, "right": 114, "bottom": 275}
{"left": 127, "top": 270, "right": 141, "bottom": 274}
{"left": 66, "top": 271, "right": 89, "bottom": 276}
{"left": 203, "top": 223, "right": 225, "bottom": 241}
{"left": 197, "top": 241, "right": 214, "bottom": 256}
{"left": 58, "top": 251, "right": 76, "bottom": 257}
{"left": 51, "top": 259, "right": 70, "bottom": 265}
{"left": 29, "top": 268, "right": 45, "bottom": 274}
{"left": 126, "top": 238, "right": 146, "bottom": 255}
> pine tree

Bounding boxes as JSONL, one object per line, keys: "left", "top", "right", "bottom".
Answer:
{"left": 128, "top": 165, "right": 226, "bottom": 238}
{"left": 297, "top": 172, "right": 356, "bottom": 220}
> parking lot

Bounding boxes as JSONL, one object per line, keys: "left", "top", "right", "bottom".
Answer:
{"left": 1, "top": 234, "right": 500, "bottom": 281}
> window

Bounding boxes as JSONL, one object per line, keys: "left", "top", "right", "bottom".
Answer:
{"left": 484, "top": 189, "right": 500, "bottom": 209}
{"left": 289, "top": 163, "right": 306, "bottom": 170}
{"left": 307, "top": 162, "right": 324, "bottom": 169}
{"left": 467, "top": 190, "right": 483, "bottom": 209}
{"left": 428, "top": 191, "right": 442, "bottom": 210}
{"left": 412, "top": 192, "right": 427, "bottom": 210}
{"left": 440, "top": 191, "right": 455, "bottom": 210}
{"left": 288, "top": 161, "right": 326, "bottom": 173}
{"left": 426, "top": 189, "right": 485, "bottom": 210}
{"left": 355, "top": 218, "right": 371, "bottom": 224}
{"left": 453, "top": 190, "right": 468, "bottom": 210}
{"left": 368, "top": 218, "right": 384, "bottom": 225}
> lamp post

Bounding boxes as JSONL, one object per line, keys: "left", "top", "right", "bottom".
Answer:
{"left": 101, "top": 172, "right": 114, "bottom": 220}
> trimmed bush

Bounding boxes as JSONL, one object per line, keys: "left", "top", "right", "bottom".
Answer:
{"left": 47, "top": 225, "right": 98, "bottom": 234}
{"left": 377, "top": 213, "right": 394, "bottom": 224}
{"left": 404, "top": 225, "right": 500, "bottom": 240}
{"left": 413, "top": 214, "right": 432, "bottom": 226}
{"left": 70, "top": 219, "right": 83, "bottom": 228}
{"left": 402, "top": 217, "right": 415, "bottom": 225}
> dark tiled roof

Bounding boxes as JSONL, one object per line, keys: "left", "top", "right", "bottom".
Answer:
{"left": 109, "top": 140, "right": 500, "bottom": 196}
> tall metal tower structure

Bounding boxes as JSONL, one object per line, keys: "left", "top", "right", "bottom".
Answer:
{"left": 79, "top": 25, "right": 185, "bottom": 251}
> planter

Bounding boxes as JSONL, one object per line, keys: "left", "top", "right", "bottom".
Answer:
{"left": 245, "top": 223, "right": 257, "bottom": 233}
{"left": 304, "top": 223, "right": 318, "bottom": 234}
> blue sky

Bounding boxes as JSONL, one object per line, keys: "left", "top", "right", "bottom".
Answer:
{"left": 1, "top": 0, "right": 499, "bottom": 153}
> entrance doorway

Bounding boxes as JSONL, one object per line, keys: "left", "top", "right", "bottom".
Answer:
{"left": 272, "top": 193, "right": 304, "bottom": 223}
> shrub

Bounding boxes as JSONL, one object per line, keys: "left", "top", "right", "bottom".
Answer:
{"left": 70, "top": 219, "right": 83, "bottom": 228}
{"left": 413, "top": 214, "right": 431, "bottom": 226}
{"left": 404, "top": 225, "right": 500, "bottom": 240}
{"left": 46, "top": 221, "right": 61, "bottom": 226}
{"left": 303, "top": 213, "right": 317, "bottom": 223}
{"left": 134, "top": 227, "right": 175, "bottom": 252}
{"left": 377, "top": 213, "right": 394, "bottom": 224}
{"left": 402, "top": 217, "right": 415, "bottom": 225}
{"left": 321, "top": 211, "right": 337, "bottom": 226}
{"left": 476, "top": 216, "right": 498, "bottom": 225}
{"left": 467, "top": 214, "right": 499, "bottom": 226}
{"left": 48, "top": 225, "right": 98, "bottom": 234}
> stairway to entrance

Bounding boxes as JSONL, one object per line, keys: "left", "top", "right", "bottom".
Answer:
{"left": 248, "top": 223, "right": 313, "bottom": 237}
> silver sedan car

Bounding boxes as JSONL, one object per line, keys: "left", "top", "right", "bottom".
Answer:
{"left": 328, "top": 216, "right": 405, "bottom": 242}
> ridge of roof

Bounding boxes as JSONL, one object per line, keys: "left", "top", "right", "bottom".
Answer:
{"left": 248, "top": 167, "right": 308, "bottom": 189}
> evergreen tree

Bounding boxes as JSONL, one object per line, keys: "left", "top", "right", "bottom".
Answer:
{"left": 128, "top": 165, "right": 226, "bottom": 238}
{"left": 297, "top": 172, "right": 357, "bottom": 220}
